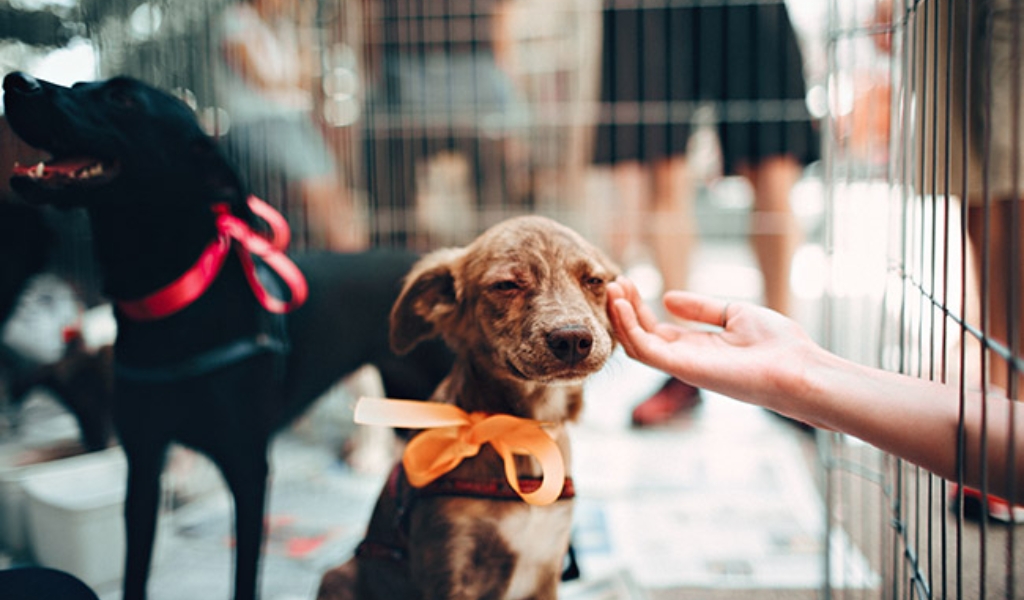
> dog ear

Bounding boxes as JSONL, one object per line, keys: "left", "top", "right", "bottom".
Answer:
{"left": 190, "top": 137, "right": 263, "bottom": 227}
{"left": 191, "top": 137, "right": 247, "bottom": 205}
{"left": 389, "top": 247, "right": 465, "bottom": 355}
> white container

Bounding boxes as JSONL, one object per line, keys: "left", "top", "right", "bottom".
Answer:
{"left": 0, "top": 443, "right": 103, "bottom": 556}
{"left": 0, "top": 451, "right": 31, "bottom": 554}
{"left": 21, "top": 447, "right": 127, "bottom": 588}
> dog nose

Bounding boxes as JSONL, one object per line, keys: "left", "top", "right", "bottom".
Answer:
{"left": 3, "top": 72, "right": 42, "bottom": 96}
{"left": 546, "top": 326, "right": 593, "bottom": 365}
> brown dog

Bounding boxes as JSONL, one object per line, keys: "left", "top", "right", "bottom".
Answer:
{"left": 318, "top": 215, "right": 619, "bottom": 600}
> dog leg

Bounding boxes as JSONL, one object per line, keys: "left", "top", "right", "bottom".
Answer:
{"left": 122, "top": 442, "right": 170, "bottom": 600}
{"left": 218, "top": 444, "right": 270, "bottom": 600}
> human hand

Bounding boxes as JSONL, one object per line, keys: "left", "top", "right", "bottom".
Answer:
{"left": 607, "top": 277, "right": 822, "bottom": 419}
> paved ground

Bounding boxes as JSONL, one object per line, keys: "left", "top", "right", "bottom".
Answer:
{"left": 0, "top": 354, "right": 835, "bottom": 600}
{"left": 1, "top": 230, "right": 855, "bottom": 600}
{"left": 12, "top": 180, "right": 997, "bottom": 599}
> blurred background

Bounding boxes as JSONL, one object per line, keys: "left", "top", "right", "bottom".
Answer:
{"left": 0, "top": 0, "right": 1020, "bottom": 599}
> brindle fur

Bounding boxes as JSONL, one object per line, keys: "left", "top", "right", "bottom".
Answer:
{"left": 318, "top": 215, "right": 619, "bottom": 600}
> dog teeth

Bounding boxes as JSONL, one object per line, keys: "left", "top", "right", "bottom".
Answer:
{"left": 75, "top": 163, "right": 104, "bottom": 179}
{"left": 12, "top": 161, "right": 47, "bottom": 179}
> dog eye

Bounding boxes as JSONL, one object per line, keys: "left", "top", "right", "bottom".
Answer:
{"left": 583, "top": 275, "right": 606, "bottom": 287}
{"left": 491, "top": 280, "right": 521, "bottom": 292}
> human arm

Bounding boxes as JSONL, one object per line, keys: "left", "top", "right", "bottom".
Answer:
{"left": 219, "top": 3, "right": 313, "bottom": 96}
{"left": 607, "top": 277, "right": 1024, "bottom": 501}
{"left": 491, "top": 0, "right": 518, "bottom": 77}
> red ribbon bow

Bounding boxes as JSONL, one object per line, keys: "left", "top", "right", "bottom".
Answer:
{"left": 117, "top": 196, "right": 308, "bottom": 320}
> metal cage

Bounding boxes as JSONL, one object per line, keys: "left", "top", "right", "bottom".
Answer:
{"left": 823, "top": 1, "right": 1022, "bottom": 597}
{"left": 2, "top": 0, "right": 1022, "bottom": 597}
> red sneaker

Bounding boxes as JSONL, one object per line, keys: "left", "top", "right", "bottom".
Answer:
{"left": 630, "top": 378, "right": 702, "bottom": 427}
{"left": 950, "top": 484, "right": 1024, "bottom": 524}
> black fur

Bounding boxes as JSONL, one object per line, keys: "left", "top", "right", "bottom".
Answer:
{"left": 3, "top": 72, "right": 452, "bottom": 600}
{"left": 0, "top": 200, "right": 52, "bottom": 325}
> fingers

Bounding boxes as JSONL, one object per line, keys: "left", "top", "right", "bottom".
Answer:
{"left": 609, "top": 297, "right": 642, "bottom": 358}
{"left": 610, "top": 278, "right": 730, "bottom": 347}
{"left": 606, "top": 279, "right": 626, "bottom": 305}
{"left": 612, "top": 295, "right": 697, "bottom": 378}
{"left": 608, "top": 277, "right": 660, "bottom": 331}
{"left": 609, "top": 279, "right": 738, "bottom": 368}
{"left": 608, "top": 278, "right": 662, "bottom": 360}
{"left": 662, "top": 291, "right": 733, "bottom": 329}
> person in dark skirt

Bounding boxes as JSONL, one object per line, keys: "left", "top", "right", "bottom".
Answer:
{"left": 594, "top": 0, "right": 820, "bottom": 426}
{"left": 360, "top": 0, "right": 529, "bottom": 247}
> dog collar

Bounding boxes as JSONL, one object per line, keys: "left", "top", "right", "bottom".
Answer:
{"left": 353, "top": 464, "right": 577, "bottom": 568}
{"left": 116, "top": 196, "right": 308, "bottom": 320}
{"left": 417, "top": 474, "right": 576, "bottom": 501}
{"left": 355, "top": 397, "right": 568, "bottom": 506}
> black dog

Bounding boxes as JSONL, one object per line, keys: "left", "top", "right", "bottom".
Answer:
{"left": 3, "top": 72, "right": 452, "bottom": 600}
{"left": 0, "top": 200, "right": 52, "bottom": 325}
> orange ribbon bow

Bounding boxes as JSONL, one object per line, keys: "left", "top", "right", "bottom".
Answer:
{"left": 354, "top": 397, "right": 567, "bottom": 506}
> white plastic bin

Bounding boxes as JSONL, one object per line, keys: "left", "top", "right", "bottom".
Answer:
{"left": 0, "top": 452, "right": 31, "bottom": 554}
{"left": 0, "top": 444, "right": 116, "bottom": 556}
{"left": 21, "top": 447, "right": 127, "bottom": 588}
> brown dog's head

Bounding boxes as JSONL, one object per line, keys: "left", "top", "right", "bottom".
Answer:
{"left": 390, "top": 216, "right": 619, "bottom": 387}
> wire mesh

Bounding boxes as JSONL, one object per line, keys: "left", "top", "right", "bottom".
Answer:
{"left": 3, "top": 0, "right": 1022, "bottom": 597}
{"left": 824, "top": 1, "right": 1022, "bottom": 598}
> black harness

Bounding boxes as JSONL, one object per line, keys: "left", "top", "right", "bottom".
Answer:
{"left": 114, "top": 263, "right": 290, "bottom": 383}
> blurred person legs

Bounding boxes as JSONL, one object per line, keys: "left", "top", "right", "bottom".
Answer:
{"left": 968, "top": 0, "right": 1024, "bottom": 394}
{"left": 907, "top": 0, "right": 1024, "bottom": 393}
{"left": 607, "top": 157, "right": 702, "bottom": 426}
{"left": 967, "top": 202, "right": 1024, "bottom": 394}
{"left": 739, "top": 155, "right": 804, "bottom": 319}
{"left": 608, "top": 158, "right": 695, "bottom": 296}
{"left": 363, "top": 128, "right": 526, "bottom": 248}
{"left": 215, "top": 0, "right": 367, "bottom": 252}
{"left": 302, "top": 174, "right": 366, "bottom": 251}
{"left": 625, "top": 154, "right": 805, "bottom": 427}
{"left": 360, "top": 1, "right": 528, "bottom": 247}
{"left": 885, "top": 0, "right": 1024, "bottom": 517}
{"left": 611, "top": 155, "right": 803, "bottom": 318}
{"left": 961, "top": 0, "right": 1024, "bottom": 521}
{"left": 222, "top": 116, "right": 367, "bottom": 251}
{"left": 595, "top": 2, "right": 819, "bottom": 426}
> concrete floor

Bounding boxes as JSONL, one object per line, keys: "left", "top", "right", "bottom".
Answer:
{"left": 3, "top": 186, "right": 1019, "bottom": 599}
{"left": 0, "top": 234, "right": 841, "bottom": 600}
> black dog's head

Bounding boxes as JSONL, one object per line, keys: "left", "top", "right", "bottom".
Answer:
{"left": 3, "top": 72, "right": 245, "bottom": 211}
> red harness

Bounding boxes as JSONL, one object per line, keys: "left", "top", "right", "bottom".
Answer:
{"left": 116, "top": 196, "right": 308, "bottom": 320}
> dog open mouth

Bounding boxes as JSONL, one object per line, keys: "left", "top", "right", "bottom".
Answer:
{"left": 12, "top": 155, "right": 119, "bottom": 188}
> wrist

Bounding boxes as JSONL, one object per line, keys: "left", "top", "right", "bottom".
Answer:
{"left": 773, "top": 343, "right": 850, "bottom": 430}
